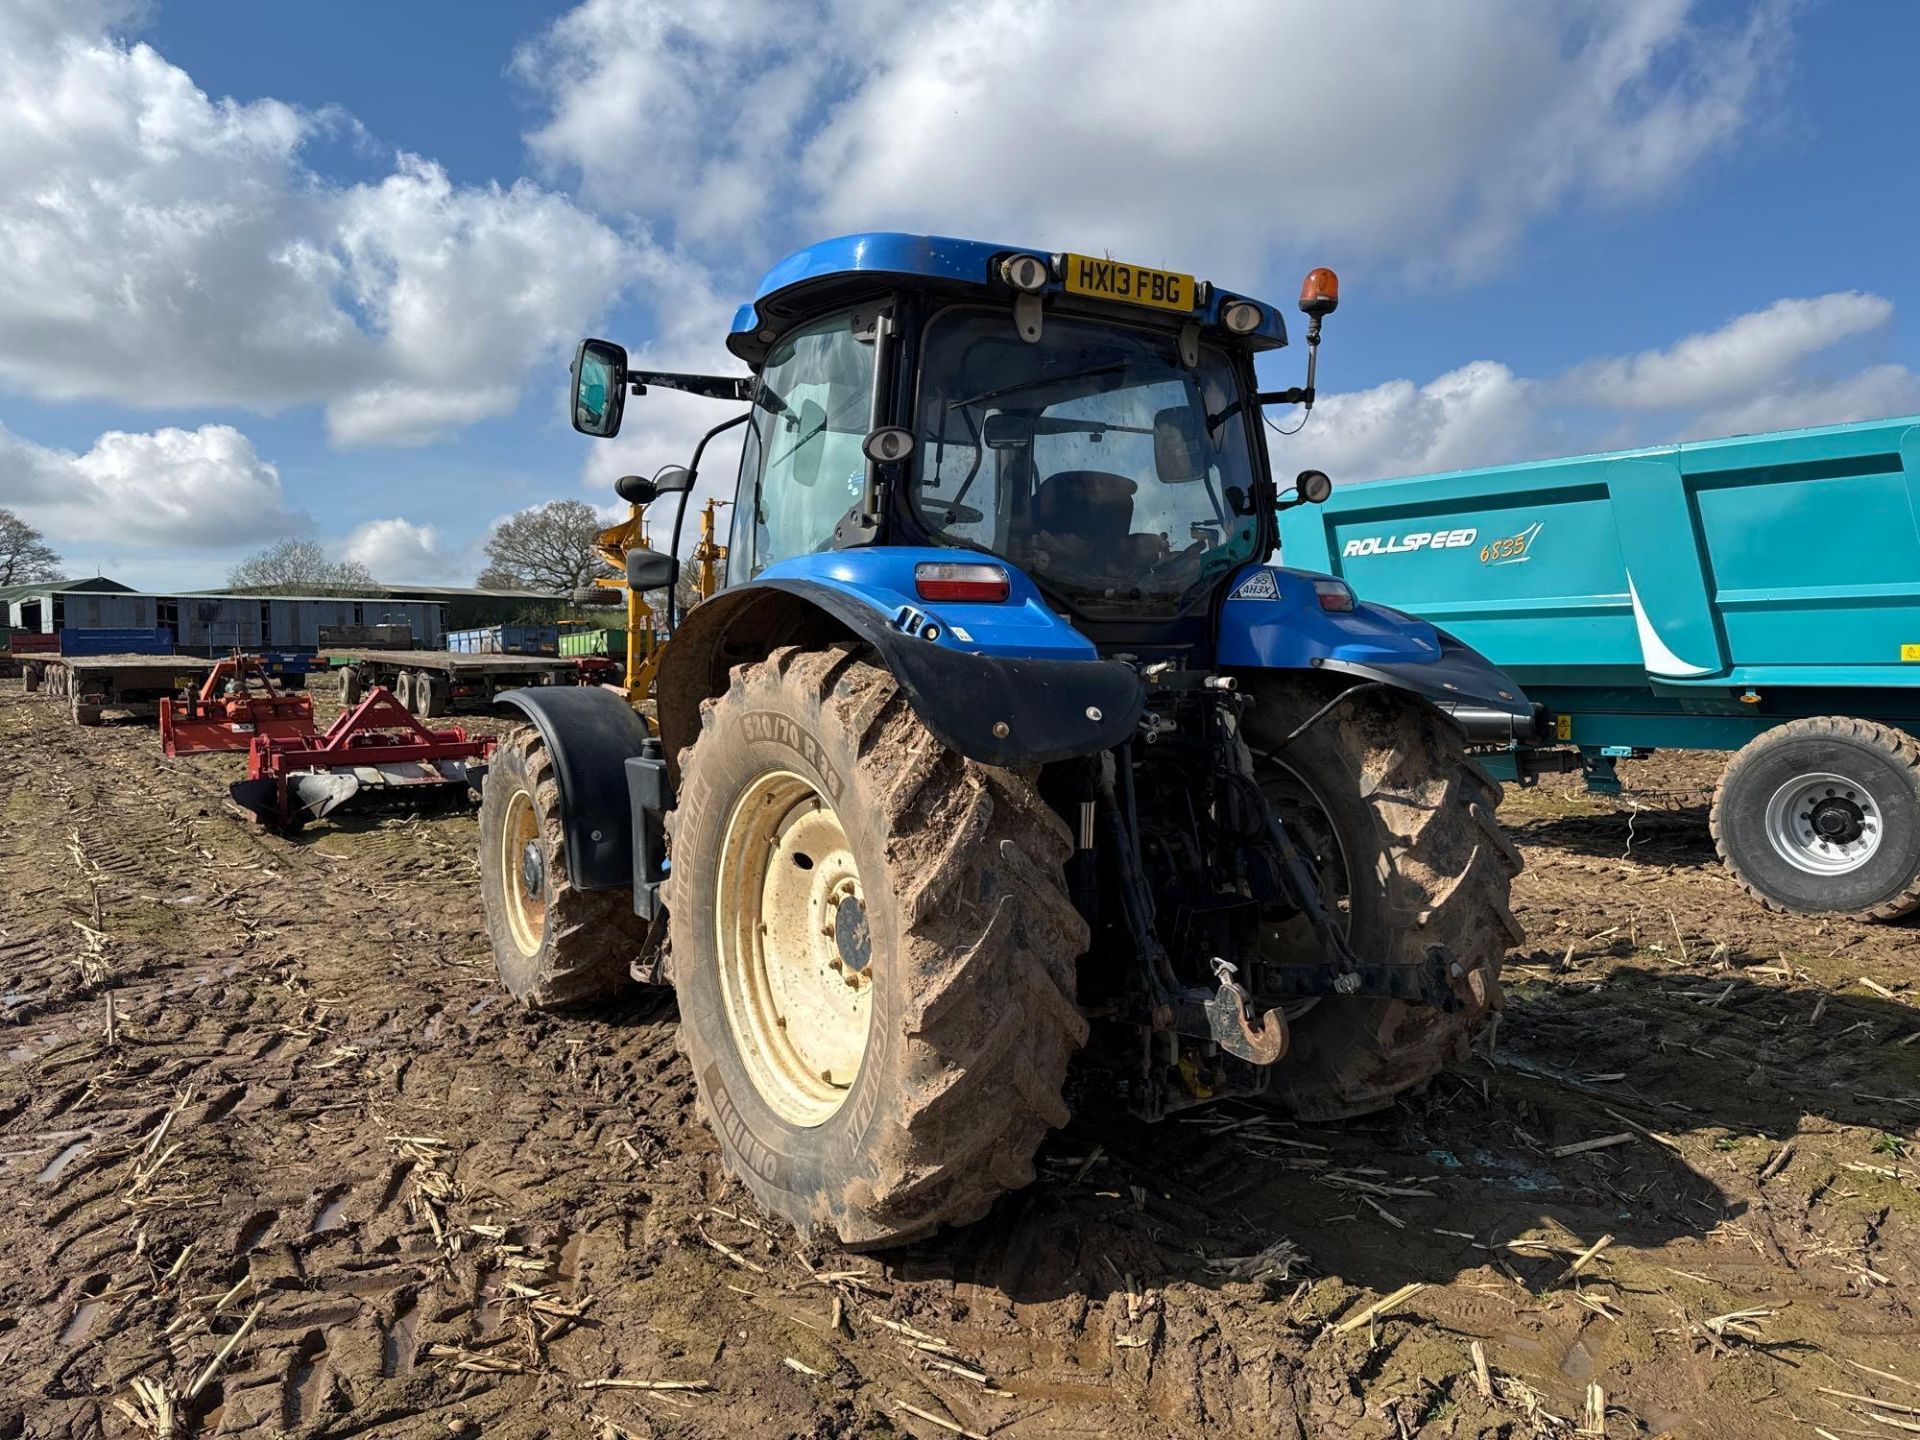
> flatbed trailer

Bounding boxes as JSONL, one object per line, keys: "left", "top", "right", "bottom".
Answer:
{"left": 325, "top": 649, "right": 584, "bottom": 716}
{"left": 22, "top": 653, "right": 217, "bottom": 726}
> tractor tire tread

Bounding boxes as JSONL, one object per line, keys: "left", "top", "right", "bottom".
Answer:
{"left": 666, "top": 643, "right": 1087, "bottom": 1248}
{"left": 481, "top": 726, "right": 647, "bottom": 1009}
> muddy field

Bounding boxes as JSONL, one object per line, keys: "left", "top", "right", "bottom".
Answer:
{"left": 2, "top": 680, "right": 1917, "bottom": 1440}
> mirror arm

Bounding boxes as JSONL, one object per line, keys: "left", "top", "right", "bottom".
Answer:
{"left": 1255, "top": 385, "right": 1314, "bottom": 407}
{"left": 628, "top": 370, "right": 755, "bottom": 403}
{"left": 665, "top": 409, "right": 753, "bottom": 631}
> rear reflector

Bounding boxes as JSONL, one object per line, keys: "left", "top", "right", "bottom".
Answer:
{"left": 915, "top": 562, "right": 1010, "bottom": 603}
{"left": 1313, "top": 578, "right": 1355, "bottom": 612}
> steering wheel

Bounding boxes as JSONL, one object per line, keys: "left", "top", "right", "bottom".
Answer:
{"left": 1141, "top": 537, "right": 1207, "bottom": 579}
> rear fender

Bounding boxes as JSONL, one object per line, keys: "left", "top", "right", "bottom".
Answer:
{"left": 495, "top": 686, "right": 653, "bottom": 891}
{"left": 1219, "top": 563, "right": 1537, "bottom": 735}
{"left": 656, "top": 550, "right": 1144, "bottom": 780}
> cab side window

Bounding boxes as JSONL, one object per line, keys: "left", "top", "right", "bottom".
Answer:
{"left": 739, "top": 311, "right": 876, "bottom": 575}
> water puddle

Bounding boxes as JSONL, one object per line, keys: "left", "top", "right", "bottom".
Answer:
{"left": 313, "top": 1189, "right": 350, "bottom": 1234}
{"left": 37, "top": 1137, "right": 91, "bottom": 1184}
{"left": 382, "top": 1295, "right": 420, "bottom": 1377}
{"left": 60, "top": 1297, "right": 105, "bottom": 1347}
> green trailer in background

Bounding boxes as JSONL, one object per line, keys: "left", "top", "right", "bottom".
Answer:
{"left": 558, "top": 627, "right": 625, "bottom": 658}
{"left": 1279, "top": 414, "right": 1920, "bottom": 920}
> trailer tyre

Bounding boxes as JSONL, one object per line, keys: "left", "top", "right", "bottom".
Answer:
{"left": 1712, "top": 717, "right": 1920, "bottom": 921}
{"left": 665, "top": 643, "right": 1088, "bottom": 1248}
{"left": 479, "top": 726, "right": 648, "bottom": 1008}
{"left": 1247, "top": 682, "right": 1523, "bottom": 1121}
{"left": 418, "top": 673, "right": 450, "bottom": 718}
{"left": 338, "top": 665, "right": 361, "bottom": 708}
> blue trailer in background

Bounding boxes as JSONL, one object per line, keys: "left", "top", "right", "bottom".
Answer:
{"left": 1279, "top": 414, "right": 1920, "bottom": 920}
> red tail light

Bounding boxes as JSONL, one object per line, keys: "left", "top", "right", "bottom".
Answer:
{"left": 915, "top": 562, "right": 1010, "bottom": 603}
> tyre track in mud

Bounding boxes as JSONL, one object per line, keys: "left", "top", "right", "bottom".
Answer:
{"left": 4, "top": 686, "right": 1920, "bottom": 1439}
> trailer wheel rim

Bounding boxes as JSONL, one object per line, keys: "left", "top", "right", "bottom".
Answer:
{"left": 1764, "top": 771, "right": 1882, "bottom": 875}
{"left": 499, "top": 787, "right": 547, "bottom": 956}
{"left": 715, "top": 769, "right": 872, "bottom": 1127}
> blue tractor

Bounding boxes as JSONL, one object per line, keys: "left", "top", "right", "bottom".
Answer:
{"left": 479, "top": 234, "right": 1531, "bottom": 1247}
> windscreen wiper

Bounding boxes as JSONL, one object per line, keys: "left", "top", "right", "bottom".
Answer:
{"left": 946, "top": 360, "right": 1133, "bottom": 413}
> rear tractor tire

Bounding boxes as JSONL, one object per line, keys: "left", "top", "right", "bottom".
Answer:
{"left": 1711, "top": 716, "right": 1920, "bottom": 921}
{"left": 665, "top": 643, "right": 1089, "bottom": 1248}
{"left": 479, "top": 726, "right": 650, "bottom": 1007}
{"left": 1247, "top": 682, "right": 1524, "bottom": 1121}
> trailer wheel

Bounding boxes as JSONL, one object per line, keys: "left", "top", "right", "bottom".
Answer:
{"left": 394, "top": 670, "right": 417, "bottom": 713}
{"left": 478, "top": 726, "right": 647, "bottom": 1007}
{"left": 1246, "top": 682, "right": 1523, "bottom": 1121}
{"left": 418, "top": 673, "right": 450, "bottom": 718}
{"left": 665, "top": 643, "right": 1088, "bottom": 1248}
{"left": 1712, "top": 717, "right": 1920, "bottom": 920}
{"left": 23, "top": 661, "right": 42, "bottom": 693}
{"left": 338, "top": 665, "right": 361, "bottom": 708}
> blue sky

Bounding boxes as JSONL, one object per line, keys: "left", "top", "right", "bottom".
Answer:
{"left": 1, "top": 0, "right": 1915, "bottom": 590}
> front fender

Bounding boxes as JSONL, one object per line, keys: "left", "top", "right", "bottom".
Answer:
{"left": 657, "top": 552, "right": 1144, "bottom": 776}
{"left": 496, "top": 685, "right": 653, "bottom": 891}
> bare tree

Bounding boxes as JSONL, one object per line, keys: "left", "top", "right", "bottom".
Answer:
{"left": 477, "top": 500, "right": 603, "bottom": 594}
{"left": 228, "top": 539, "right": 379, "bottom": 595}
{"left": 0, "top": 508, "right": 63, "bottom": 586}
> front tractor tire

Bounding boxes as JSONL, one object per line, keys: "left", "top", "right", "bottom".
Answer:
{"left": 479, "top": 727, "right": 649, "bottom": 1008}
{"left": 666, "top": 643, "right": 1089, "bottom": 1248}
{"left": 1247, "top": 682, "right": 1525, "bottom": 1120}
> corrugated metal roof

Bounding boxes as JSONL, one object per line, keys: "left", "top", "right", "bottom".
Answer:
{"left": 0, "top": 575, "right": 135, "bottom": 603}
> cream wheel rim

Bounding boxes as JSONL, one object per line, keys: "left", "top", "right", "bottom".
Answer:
{"left": 499, "top": 786, "right": 547, "bottom": 957}
{"left": 715, "top": 769, "right": 873, "bottom": 1127}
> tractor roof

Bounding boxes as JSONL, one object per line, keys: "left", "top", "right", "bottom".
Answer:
{"left": 726, "top": 231, "right": 1288, "bottom": 364}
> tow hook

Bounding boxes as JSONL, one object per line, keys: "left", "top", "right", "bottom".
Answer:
{"left": 1204, "top": 959, "right": 1289, "bottom": 1065}
{"left": 1438, "top": 945, "right": 1503, "bottom": 1019}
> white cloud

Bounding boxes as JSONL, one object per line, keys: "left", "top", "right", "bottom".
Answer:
{"left": 521, "top": 0, "right": 1788, "bottom": 280}
{"left": 0, "top": 421, "right": 300, "bottom": 547}
{"left": 0, "top": 10, "right": 631, "bottom": 446}
{"left": 1556, "top": 292, "right": 1894, "bottom": 411}
{"left": 339, "top": 517, "right": 472, "bottom": 584}
{"left": 1305, "top": 294, "right": 1917, "bottom": 484}
{"left": 1290, "top": 362, "right": 1541, "bottom": 483}
{"left": 1687, "top": 363, "right": 1920, "bottom": 441}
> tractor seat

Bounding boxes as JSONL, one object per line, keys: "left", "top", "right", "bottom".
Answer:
{"left": 1020, "top": 470, "right": 1171, "bottom": 581}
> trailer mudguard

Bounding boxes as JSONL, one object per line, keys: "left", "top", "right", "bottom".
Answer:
{"left": 1217, "top": 564, "right": 1535, "bottom": 732}
{"left": 495, "top": 685, "right": 653, "bottom": 891}
{"left": 656, "top": 549, "right": 1144, "bottom": 779}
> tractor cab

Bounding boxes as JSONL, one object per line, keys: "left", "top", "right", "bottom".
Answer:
{"left": 571, "top": 234, "right": 1337, "bottom": 654}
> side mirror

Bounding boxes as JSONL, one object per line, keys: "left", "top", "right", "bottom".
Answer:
{"left": 572, "top": 338, "right": 628, "bottom": 438}
{"left": 650, "top": 465, "right": 693, "bottom": 495}
{"left": 625, "top": 548, "right": 680, "bottom": 592}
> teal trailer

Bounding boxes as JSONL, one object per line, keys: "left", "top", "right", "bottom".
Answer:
{"left": 1279, "top": 414, "right": 1920, "bottom": 919}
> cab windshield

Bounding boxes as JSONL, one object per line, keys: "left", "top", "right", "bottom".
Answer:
{"left": 909, "top": 309, "right": 1262, "bottom": 616}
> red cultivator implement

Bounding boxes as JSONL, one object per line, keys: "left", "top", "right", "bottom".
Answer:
{"left": 229, "top": 686, "right": 493, "bottom": 829}
{"left": 159, "top": 655, "right": 317, "bottom": 756}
